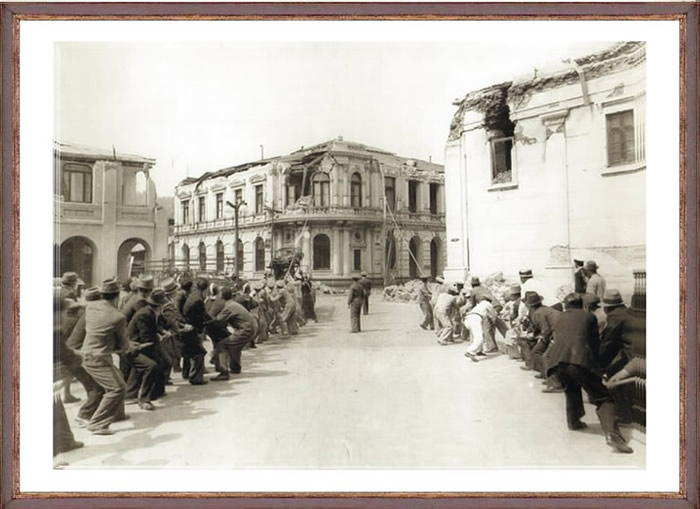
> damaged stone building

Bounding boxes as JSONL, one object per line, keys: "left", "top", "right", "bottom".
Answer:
{"left": 54, "top": 142, "right": 171, "bottom": 285}
{"left": 171, "top": 137, "right": 446, "bottom": 286}
{"left": 444, "top": 42, "right": 646, "bottom": 298}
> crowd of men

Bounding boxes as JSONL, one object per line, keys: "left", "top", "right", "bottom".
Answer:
{"left": 417, "top": 261, "right": 641, "bottom": 455}
{"left": 53, "top": 269, "right": 319, "bottom": 455}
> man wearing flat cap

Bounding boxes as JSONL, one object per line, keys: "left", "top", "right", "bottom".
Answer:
{"left": 546, "top": 293, "right": 633, "bottom": 453}
{"left": 584, "top": 260, "right": 606, "bottom": 300}
{"left": 348, "top": 275, "right": 365, "bottom": 333}
{"left": 80, "top": 278, "right": 130, "bottom": 435}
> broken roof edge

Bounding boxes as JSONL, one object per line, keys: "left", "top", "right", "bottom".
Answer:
{"left": 54, "top": 141, "right": 156, "bottom": 166}
{"left": 452, "top": 41, "right": 645, "bottom": 111}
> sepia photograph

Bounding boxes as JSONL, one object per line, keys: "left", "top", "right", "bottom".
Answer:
{"left": 4, "top": 7, "right": 693, "bottom": 502}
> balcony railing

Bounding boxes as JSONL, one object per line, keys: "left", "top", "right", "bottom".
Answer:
{"left": 172, "top": 206, "right": 445, "bottom": 234}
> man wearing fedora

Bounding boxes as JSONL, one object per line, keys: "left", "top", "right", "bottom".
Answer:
{"left": 599, "top": 289, "right": 634, "bottom": 376}
{"left": 182, "top": 277, "right": 211, "bottom": 385}
{"left": 60, "top": 272, "right": 80, "bottom": 302}
{"left": 80, "top": 278, "right": 130, "bottom": 435}
{"left": 126, "top": 289, "right": 169, "bottom": 410}
{"left": 359, "top": 272, "right": 371, "bottom": 315}
{"left": 520, "top": 269, "right": 563, "bottom": 311}
{"left": 348, "top": 275, "right": 365, "bottom": 333}
{"left": 584, "top": 260, "right": 606, "bottom": 299}
{"left": 433, "top": 284, "right": 460, "bottom": 344}
{"left": 546, "top": 293, "right": 633, "bottom": 453}
{"left": 417, "top": 275, "right": 434, "bottom": 330}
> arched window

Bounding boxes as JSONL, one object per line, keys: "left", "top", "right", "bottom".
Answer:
{"left": 350, "top": 173, "right": 362, "bottom": 208}
{"left": 236, "top": 239, "right": 244, "bottom": 273}
{"left": 312, "top": 172, "right": 330, "bottom": 207}
{"left": 199, "top": 242, "right": 207, "bottom": 271}
{"left": 216, "top": 240, "right": 224, "bottom": 272}
{"left": 255, "top": 238, "right": 266, "bottom": 272}
{"left": 182, "top": 244, "right": 190, "bottom": 270}
{"left": 313, "top": 234, "right": 331, "bottom": 270}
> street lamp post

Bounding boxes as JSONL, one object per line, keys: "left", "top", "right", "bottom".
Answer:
{"left": 226, "top": 199, "right": 248, "bottom": 277}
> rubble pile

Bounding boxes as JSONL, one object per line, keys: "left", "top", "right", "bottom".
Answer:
{"left": 317, "top": 283, "right": 335, "bottom": 295}
{"left": 483, "top": 272, "right": 514, "bottom": 307}
{"left": 382, "top": 279, "right": 441, "bottom": 303}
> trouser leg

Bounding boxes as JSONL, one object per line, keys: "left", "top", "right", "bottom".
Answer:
{"left": 82, "top": 357, "right": 126, "bottom": 430}
{"left": 182, "top": 356, "right": 191, "bottom": 379}
{"left": 187, "top": 354, "right": 205, "bottom": 383}
{"left": 466, "top": 315, "right": 485, "bottom": 354}
{"left": 558, "top": 364, "right": 585, "bottom": 427}
{"left": 68, "top": 363, "right": 104, "bottom": 420}
{"left": 132, "top": 353, "right": 159, "bottom": 403}
{"left": 363, "top": 297, "right": 369, "bottom": 315}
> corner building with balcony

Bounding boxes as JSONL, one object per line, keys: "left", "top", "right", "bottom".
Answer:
{"left": 444, "top": 42, "right": 646, "bottom": 299}
{"left": 172, "top": 138, "right": 446, "bottom": 286}
{"left": 54, "top": 142, "right": 170, "bottom": 285}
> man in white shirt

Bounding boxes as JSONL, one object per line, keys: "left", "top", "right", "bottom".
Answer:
{"left": 463, "top": 295, "right": 498, "bottom": 362}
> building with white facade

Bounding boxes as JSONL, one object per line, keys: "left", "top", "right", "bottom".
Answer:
{"left": 444, "top": 42, "right": 646, "bottom": 298}
{"left": 54, "top": 142, "right": 170, "bottom": 285}
{"left": 171, "top": 137, "right": 446, "bottom": 286}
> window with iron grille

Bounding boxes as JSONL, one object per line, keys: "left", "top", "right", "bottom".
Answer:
{"left": 606, "top": 110, "right": 636, "bottom": 167}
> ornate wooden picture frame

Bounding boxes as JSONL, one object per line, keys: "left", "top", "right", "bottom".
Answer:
{"left": 1, "top": 2, "right": 697, "bottom": 508}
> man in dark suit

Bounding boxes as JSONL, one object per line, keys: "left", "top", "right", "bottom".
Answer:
{"left": 522, "top": 291, "right": 563, "bottom": 393}
{"left": 348, "top": 275, "right": 364, "bottom": 333}
{"left": 359, "top": 272, "right": 371, "bottom": 315}
{"left": 181, "top": 277, "right": 211, "bottom": 385}
{"left": 212, "top": 287, "right": 258, "bottom": 380}
{"left": 547, "top": 293, "right": 633, "bottom": 454}
{"left": 126, "top": 289, "right": 168, "bottom": 410}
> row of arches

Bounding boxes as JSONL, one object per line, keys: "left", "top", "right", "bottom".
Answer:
{"left": 56, "top": 235, "right": 151, "bottom": 285}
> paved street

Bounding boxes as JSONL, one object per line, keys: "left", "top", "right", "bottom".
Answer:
{"left": 58, "top": 295, "right": 645, "bottom": 469}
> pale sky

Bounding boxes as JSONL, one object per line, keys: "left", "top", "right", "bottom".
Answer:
{"left": 56, "top": 40, "right": 613, "bottom": 197}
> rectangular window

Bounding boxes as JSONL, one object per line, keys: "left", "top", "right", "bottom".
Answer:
{"left": 408, "top": 180, "right": 419, "bottom": 213}
{"left": 62, "top": 163, "right": 93, "bottom": 203}
{"left": 353, "top": 249, "right": 362, "bottom": 271}
{"left": 234, "top": 188, "right": 243, "bottom": 205}
{"left": 429, "top": 183, "right": 438, "bottom": 215}
{"left": 181, "top": 201, "right": 189, "bottom": 224}
{"left": 215, "top": 193, "right": 223, "bottom": 219}
{"left": 384, "top": 177, "right": 396, "bottom": 211}
{"left": 286, "top": 182, "right": 300, "bottom": 207}
{"left": 490, "top": 137, "right": 513, "bottom": 185}
{"left": 606, "top": 110, "right": 636, "bottom": 167}
{"left": 255, "top": 185, "right": 264, "bottom": 214}
{"left": 198, "top": 196, "right": 206, "bottom": 223}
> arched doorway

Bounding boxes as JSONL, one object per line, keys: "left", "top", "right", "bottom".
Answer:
{"left": 216, "top": 240, "right": 225, "bottom": 273}
{"left": 430, "top": 237, "right": 442, "bottom": 279}
{"left": 408, "top": 236, "right": 422, "bottom": 279}
{"left": 117, "top": 238, "right": 151, "bottom": 281}
{"left": 198, "top": 242, "right": 207, "bottom": 272}
{"left": 181, "top": 244, "right": 190, "bottom": 270}
{"left": 312, "top": 234, "right": 330, "bottom": 270}
{"left": 59, "top": 236, "right": 97, "bottom": 285}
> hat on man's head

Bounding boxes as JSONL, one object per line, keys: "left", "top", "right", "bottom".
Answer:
{"left": 436, "top": 276, "right": 445, "bottom": 284}
{"left": 509, "top": 284, "right": 522, "bottom": 297}
{"left": 161, "top": 277, "right": 180, "bottom": 295}
{"left": 584, "top": 260, "right": 599, "bottom": 271}
{"left": 276, "top": 280, "right": 285, "bottom": 289}
{"left": 61, "top": 272, "right": 78, "bottom": 285}
{"left": 351, "top": 274, "right": 360, "bottom": 280}
{"left": 147, "top": 289, "right": 166, "bottom": 306}
{"left": 602, "top": 289, "right": 625, "bottom": 308}
{"left": 573, "top": 259, "right": 584, "bottom": 268}
{"left": 136, "top": 275, "right": 154, "bottom": 290}
{"left": 470, "top": 276, "right": 480, "bottom": 286}
{"left": 519, "top": 269, "right": 533, "bottom": 278}
{"left": 523, "top": 291, "right": 543, "bottom": 307}
{"left": 100, "top": 278, "right": 120, "bottom": 296}
{"left": 84, "top": 286, "right": 101, "bottom": 301}
{"left": 361, "top": 272, "right": 367, "bottom": 277}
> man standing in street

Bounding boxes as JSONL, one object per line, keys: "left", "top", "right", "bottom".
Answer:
{"left": 359, "top": 272, "right": 371, "bottom": 315}
{"left": 546, "top": 293, "right": 633, "bottom": 453}
{"left": 463, "top": 294, "right": 498, "bottom": 361}
{"left": 433, "top": 284, "right": 460, "bottom": 345}
{"left": 417, "top": 275, "right": 433, "bottom": 330}
{"left": 80, "top": 278, "right": 130, "bottom": 435}
{"left": 584, "top": 260, "right": 606, "bottom": 299}
{"left": 348, "top": 275, "right": 364, "bottom": 333}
